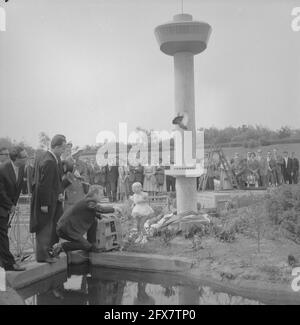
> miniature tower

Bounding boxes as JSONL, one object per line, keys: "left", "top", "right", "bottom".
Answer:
{"left": 154, "top": 13, "right": 212, "bottom": 214}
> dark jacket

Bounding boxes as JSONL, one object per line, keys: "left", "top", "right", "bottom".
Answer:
{"left": 134, "top": 165, "right": 144, "bottom": 185}
{"left": 292, "top": 158, "right": 299, "bottom": 173}
{"left": 282, "top": 157, "right": 293, "bottom": 175}
{"left": 0, "top": 161, "right": 25, "bottom": 218}
{"left": 57, "top": 197, "right": 115, "bottom": 237}
{"left": 105, "top": 165, "right": 119, "bottom": 185}
{"left": 22, "top": 164, "right": 34, "bottom": 194}
{"left": 30, "top": 151, "right": 63, "bottom": 233}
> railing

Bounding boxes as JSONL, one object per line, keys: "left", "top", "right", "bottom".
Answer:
{"left": 8, "top": 195, "right": 35, "bottom": 260}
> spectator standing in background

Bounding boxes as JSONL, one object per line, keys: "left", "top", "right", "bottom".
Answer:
{"left": 134, "top": 162, "right": 144, "bottom": 187}
{"left": 282, "top": 151, "right": 293, "bottom": 184}
{"left": 117, "top": 163, "right": 130, "bottom": 201}
{"left": 22, "top": 156, "right": 35, "bottom": 194}
{"left": 85, "top": 158, "right": 95, "bottom": 185}
{"left": 291, "top": 152, "right": 299, "bottom": 184}
{"left": 266, "top": 151, "right": 276, "bottom": 186}
{"left": 257, "top": 149, "right": 268, "bottom": 187}
{"left": 105, "top": 162, "right": 119, "bottom": 202}
{"left": 165, "top": 158, "right": 176, "bottom": 193}
{"left": 247, "top": 152, "right": 259, "bottom": 187}
{"left": 143, "top": 165, "right": 157, "bottom": 196}
{"left": 235, "top": 158, "right": 248, "bottom": 189}
{"left": 63, "top": 159, "right": 87, "bottom": 211}
{"left": 94, "top": 164, "right": 106, "bottom": 189}
{"left": 155, "top": 160, "right": 166, "bottom": 193}
{"left": 127, "top": 164, "right": 136, "bottom": 196}
{"left": 273, "top": 148, "right": 284, "bottom": 186}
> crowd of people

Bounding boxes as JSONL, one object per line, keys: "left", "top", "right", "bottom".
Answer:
{"left": 0, "top": 136, "right": 117, "bottom": 270}
{"left": 0, "top": 135, "right": 177, "bottom": 271}
{"left": 201, "top": 148, "right": 299, "bottom": 190}
{"left": 1, "top": 137, "right": 299, "bottom": 272}
{"left": 65, "top": 157, "right": 176, "bottom": 203}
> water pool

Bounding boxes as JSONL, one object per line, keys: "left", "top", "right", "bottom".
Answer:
{"left": 16, "top": 265, "right": 263, "bottom": 305}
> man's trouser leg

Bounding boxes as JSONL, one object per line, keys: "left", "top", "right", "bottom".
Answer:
{"left": 208, "top": 177, "right": 214, "bottom": 190}
{"left": 87, "top": 219, "right": 97, "bottom": 245}
{"left": 36, "top": 202, "right": 61, "bottom": 262}
{"left": 275, "top": 168, "right": 280, "bottom": 185}
{"left": 278, "top": 167, "right": 283, "bottom": 185}
{"left": 57, "top": 229, "right": 93, "bottom": 252}
{"left": 172, "top": 177, "right": 176, "bottom": 192}
{"left": 35, "top": 213, "right": 55, "bottom": 262}
{"left": 0, "top": 214, "right": 15, "bottom": 269}
{"left": 110, "top": 181, "right": 117, "bottom": 202}
{"left": 270, "top": 170, "right": 276, "bottom": 186}
{"left": 50, "top": 202, "right": 63, "bottom": 247}
{"left": 293, "top": 171, "right": 299, "bottom": 184}
{"left": 166, "top": 176, "right": 171, "bottom": 192}
{"left": 106, "top": 182, "right": 112, "bottom": 202}
{"left": 261, "top": 175, "right": 267, "bottom": 187}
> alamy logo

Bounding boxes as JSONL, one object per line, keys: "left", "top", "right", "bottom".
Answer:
{"left": 291, "top": 7, "right": 300, "bottom": 32}
{"left": 0, "top": 6, "right": 6, "bottom": 32}
{"left": 0, "top": 267, "right": 6, "bottom": 291}
{"left": 291, "top": 267, "right": 300, "bottom": 292}
{"left": 95, "top": 123, "right": 204, "bottom": 168}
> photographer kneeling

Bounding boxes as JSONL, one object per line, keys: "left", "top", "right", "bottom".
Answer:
{"left": 52, "top": 185, "right": 121, "bottom": 255}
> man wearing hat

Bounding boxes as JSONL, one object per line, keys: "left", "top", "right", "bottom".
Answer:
{"left": 30, "top": 134, "right": 67, "bottom": 263}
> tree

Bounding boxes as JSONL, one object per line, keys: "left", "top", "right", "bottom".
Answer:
{"left": 0, "top": 137, "right": 13, "bottom": 149}
{"left": 38, "top": 132, "right": 50, "bottom": 150}
{"left": 278, "top": 126, "right": 292, "bottom": 139}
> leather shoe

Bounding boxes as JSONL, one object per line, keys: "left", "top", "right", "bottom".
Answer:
{"left": 5, "top": 263, "right": 26, "bottom": 271}
{"left": 51, "top": 243, "right": 63, "bottom": 257}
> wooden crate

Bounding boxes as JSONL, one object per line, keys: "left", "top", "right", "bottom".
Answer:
{"left": 95, "top": 215, "right": 123, "bottom": 251}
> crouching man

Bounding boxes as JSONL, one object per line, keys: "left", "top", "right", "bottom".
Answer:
{"left": 52, "top": 185, "right": 121, "bottom": 255}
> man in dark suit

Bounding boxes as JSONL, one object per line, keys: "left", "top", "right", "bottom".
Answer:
{"left": 30, "top": 135, "right": 67, "bottom": 263}
{"left": 0, "top": 146, "right": 28, "bottom": 271}
{"left": 291, "top": 152, "right": 299, "bottom": 184}
{"left": 105, "top": 163, "right": 119, "bottom": 202}
{"left": 134, "top": 163, "right": 144, "bottom": 186}
{"left": 273, "top": 148, "right": 284, "bottom": 186}
{"left": 22, "top": 156, "right": 35, "bottom": 194}
{"left": 282, "top": 151, "right": 293, "bottom": 184}
{"left": 53, "top": 185, "right": 120, "bottom": 255}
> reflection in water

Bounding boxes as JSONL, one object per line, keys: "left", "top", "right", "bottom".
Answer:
{"left": 198, "top": 286, "right": 262, "bottom": 305}
{"left": 20, "top": 268, "right": 263, "bottom": 305}
{"left": 134, "top": 283, "right": 155, "bottom": 305}
{"left": 87, "top": 277, "right": 126, "bottom": 305}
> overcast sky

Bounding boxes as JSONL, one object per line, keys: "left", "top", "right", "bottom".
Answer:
{"left": 0, "top": 0, "right": 299, "bottom": 148}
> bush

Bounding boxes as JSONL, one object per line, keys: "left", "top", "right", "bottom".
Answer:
{"left": 265, "top": 185, "right": 300, "bottom": 243}
{"left": 243, "top": 139, "right": 260, "bottom": 149}
{"left": 260, "top": 137, "right": 271, "bottom": 146}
